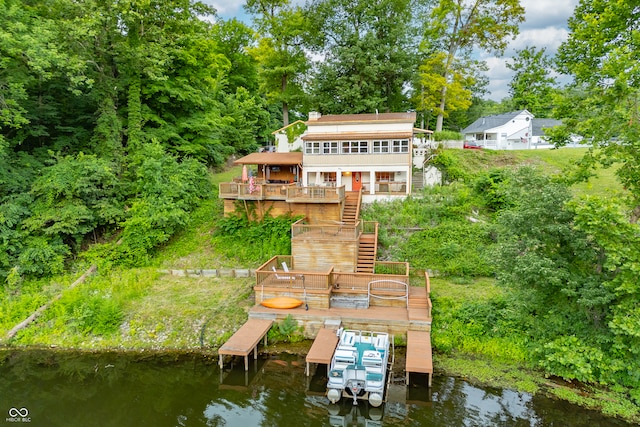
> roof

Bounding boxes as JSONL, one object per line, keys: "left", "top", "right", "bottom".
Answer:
{"left": 532, "top": 118, "right": 562, "bottom": 136}
{"left": 233, "top": 152, "right": 303, "bottom": 165}
{"left": 413, "top": 127, "right": 434, "bottom": 134}
{"left": 302, "top": 131, "right": 413, "bottom": 141}
{"left": 462, "top": 110, "right": 532, "bottom": 134}
{"left": 306, "top": 112, "right": 416, "bottom": 125}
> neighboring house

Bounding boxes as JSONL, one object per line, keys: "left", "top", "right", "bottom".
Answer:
{"left": 271, "top": 120, "right": 306, "bottom": 152}
{"left": 301, "top": 111, "right": 419, "bottom": 202}
{"left": 531, "top": 118, "right": 562, "bottom": 147}
{"left": 462, "top": 110, "right": 534, "bottom": 150}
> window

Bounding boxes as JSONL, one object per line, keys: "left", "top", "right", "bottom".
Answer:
{"left": 305, "top": 142, "right": 321, "bottom": 154}
{"left": 324, "top": 172, "right": 336, "bottom": 183}
{"left": 342, "top": 141, "right": 368, "bottom": 154}
{"left": 391, "top": 140, "right": 409, "bottom": 153}
{"left": 323, "top": 141, "right": 339, "bottom": 154}
{"left": 373, "top": 140, "right": 390, "bottom": 153}
{"left": 376, "top": 172, "right": 394, "bottom": 182}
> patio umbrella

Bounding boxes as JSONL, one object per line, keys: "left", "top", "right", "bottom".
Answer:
{"left": 241, "top": 165, "right": 248, "bottom": 182}
{"left": 315, "top": 172, "right": 322, "bottom": 186}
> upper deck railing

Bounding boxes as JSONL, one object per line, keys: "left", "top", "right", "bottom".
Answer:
{"left": 219, "top": 182, "right": 345, "bottom": 203}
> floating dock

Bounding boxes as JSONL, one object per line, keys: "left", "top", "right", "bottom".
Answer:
{"left": 218, "top": 318, "right": 273, "bottom": 370}
{"left": 305, "top": 327, "right": 340, "bottom": 376}
{"left": 405, "top": 330, "right": 433, "bottom": 386}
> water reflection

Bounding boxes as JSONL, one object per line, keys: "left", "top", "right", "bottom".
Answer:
{"left": 0, "top": 350, "right": 631, "bottom": 427}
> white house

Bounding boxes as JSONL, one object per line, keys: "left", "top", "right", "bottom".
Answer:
{"left": 462, "top": 110, "right": 534, "bottom": 150}
{"left": 301, "top": 111, "right": 418, "bottom": 202}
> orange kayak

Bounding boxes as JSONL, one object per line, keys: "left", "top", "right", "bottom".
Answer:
{"left": 261, "top": 297, "right": 303, "bottom": 309}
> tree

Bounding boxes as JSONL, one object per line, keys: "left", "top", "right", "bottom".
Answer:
{"left": 306, "top": 0, "right": 418, "bottom": 114}
{"left": 551, "top": 1, "right": 640, "bottom": 215}
{"left": 415, "top": 53, "right": 485, "bottom": 130}
{"left": 420, "top": 0, "right": 524, "bottom": 131}
{"left": 246, "top": 0, "right": 310, "bottom": 126}
{"left": 507, "top": 46, "right": 557, "bottom": 117}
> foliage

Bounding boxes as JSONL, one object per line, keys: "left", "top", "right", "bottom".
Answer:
{"left": 115, "top": 143, "right": 210, "bottom": 266}
{"left": 305, "top": 0, "right": 417, "bottom": 114}
{"left": 415, "top": 52, "right": 474, "bottom": 121}
{"left": 267, "top": 314, "right": 304, "bottom": 343}
{"left": 403, "top": 220, "right": 494, "bottom": 277}
{"left": 429, "top": 149, "right": 471, "bottom": 182}
{"left": 420, "top": 0, "right": 525, "bottom": 131}
{"left": 506, "top": 46, "right": 557, "bottom": 118}
{"left": 212, "top": 213, "right": 300, "bottom": 263}
{"left": 433, "top": 130, "right": 463, "bottom": 141}
{"left": 245, "top": 0, "right": 310, "bottom": 126}
{"left": 551, "top": 1, "right": 640, "bottom": 210}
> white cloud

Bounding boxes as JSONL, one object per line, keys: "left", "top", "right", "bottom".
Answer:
{"left": 483, "top": 0, "right": 579, "bottom": 101}
{"left": 520, "top": 0, "right": 580, "bottom": 29}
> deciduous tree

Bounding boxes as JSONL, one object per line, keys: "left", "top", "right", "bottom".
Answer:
{"left": 420, "top": 0, "right": 524, "bottom": 131}
{"left": 306, "top": 0, "right": 418, "bottom": 114}
{"left": 551, "top": 0, "right": 640, "bottom": 214}
{"left": 507, "top": 46, "right": 557, "bottom": 117}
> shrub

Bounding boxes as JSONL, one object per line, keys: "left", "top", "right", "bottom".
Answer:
{"left": 433, "top": 130, "right": 463, "bottom": 141}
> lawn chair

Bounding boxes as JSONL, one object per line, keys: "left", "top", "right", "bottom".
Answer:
{"left": 272, "top": 266, "right": 291, "bottom": 280}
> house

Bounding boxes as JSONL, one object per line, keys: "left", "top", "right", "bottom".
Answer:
{"left": 462, "top": 110, "right": 534, "bottom": 150}
{"left": 301, "top": 111, "right": 419, "bottom": 202}
{"left": 531, "top": 118, "right": 563, "bottom": 147}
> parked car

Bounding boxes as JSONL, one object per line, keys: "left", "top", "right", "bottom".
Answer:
{"left": 463, "top": 141, "right": 482, "bottom": 150}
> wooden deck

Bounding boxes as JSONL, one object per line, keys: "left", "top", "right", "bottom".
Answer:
{"left": 218, "top": 318, "right": 273, "bottom": 371}
{"left": 305, "top": 327, "right": 340, "bottom": 376}
{"left": 405, "top": 330, "right": 433, "bottom": 386}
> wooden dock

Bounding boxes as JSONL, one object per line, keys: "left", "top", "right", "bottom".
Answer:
{"left": 405, "top": 330, "right": 433, "bottom": 386}
{"left": 305, "top": 327, "right": 340, "bottom": 376}
{"left": 218, "top": 318, "right": 273, "bottom": 371}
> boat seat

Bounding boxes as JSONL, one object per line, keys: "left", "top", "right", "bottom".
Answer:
{"left": 341, "top": 332, "right": 356, "bottom": 346}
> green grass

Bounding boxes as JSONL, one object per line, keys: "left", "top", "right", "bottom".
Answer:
{"left": 513, "top": 148, "right": 623, "bottom": 198}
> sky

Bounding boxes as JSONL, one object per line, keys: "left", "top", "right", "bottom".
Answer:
{"left": 208, "top": 0, "right": 580, "bottom": 102}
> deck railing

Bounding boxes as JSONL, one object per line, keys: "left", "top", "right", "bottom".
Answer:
{"left": 255, "top": 256, "right": 410, "bottom": 292}
{"left": 291, "top": 219, "right": 360, "bottom": 240}
{"left": 287, "top": 185, "right": 344, "bottom": 202}
{"left": 219, "top": 183, "right": 345, "bottom": 203}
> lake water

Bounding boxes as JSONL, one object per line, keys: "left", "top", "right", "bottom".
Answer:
{"left": 0, "top": 349, "right": 631, "bottom": 427}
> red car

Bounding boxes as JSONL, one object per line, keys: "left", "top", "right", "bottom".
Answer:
{"left": 463, "top": 141, "right": 482, "bottom": 149}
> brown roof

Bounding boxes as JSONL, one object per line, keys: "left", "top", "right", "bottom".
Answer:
{"left": 302, "top": 132, "right": 413, "bottom": 141}
{"left": 306, "top": 112, "right": 416, "bottom": 125}
{"left": 233, "top": 152, "right": 303, "bottom": 165}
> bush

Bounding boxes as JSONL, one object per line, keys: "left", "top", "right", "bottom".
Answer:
{"left": 433, "top": 130, "right": 463, "bottom": 141}
{"left": 402, "top": 220, "right": 494, "bottom": 277}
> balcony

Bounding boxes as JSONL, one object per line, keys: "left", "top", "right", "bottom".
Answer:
{"left": 219, "top": 182, "right": 345, "bottom": 204}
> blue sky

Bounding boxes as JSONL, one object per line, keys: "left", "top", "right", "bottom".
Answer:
{"left": 207, "top": 0, "right": 580, "bottom": 101}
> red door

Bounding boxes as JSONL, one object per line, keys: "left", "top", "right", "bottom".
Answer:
{"left": 352, "top": 172, "right": 362, "bottom": 191}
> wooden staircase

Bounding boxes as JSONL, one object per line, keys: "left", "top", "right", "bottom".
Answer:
{"left": 408, "top": 287, "right": 429, "bottom": 310}
{"left": 356, "top": 234, "right": 376, "bottom": 273}
{"left": 342, "top": 192, "right": 359, "bottom": 225}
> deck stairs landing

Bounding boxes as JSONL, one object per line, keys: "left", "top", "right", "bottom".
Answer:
{"left": 342, "top": 192, "right": 359, "bottom": 225}
{"left": 356, "top": 234, "right": 376, "bottom": 273}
